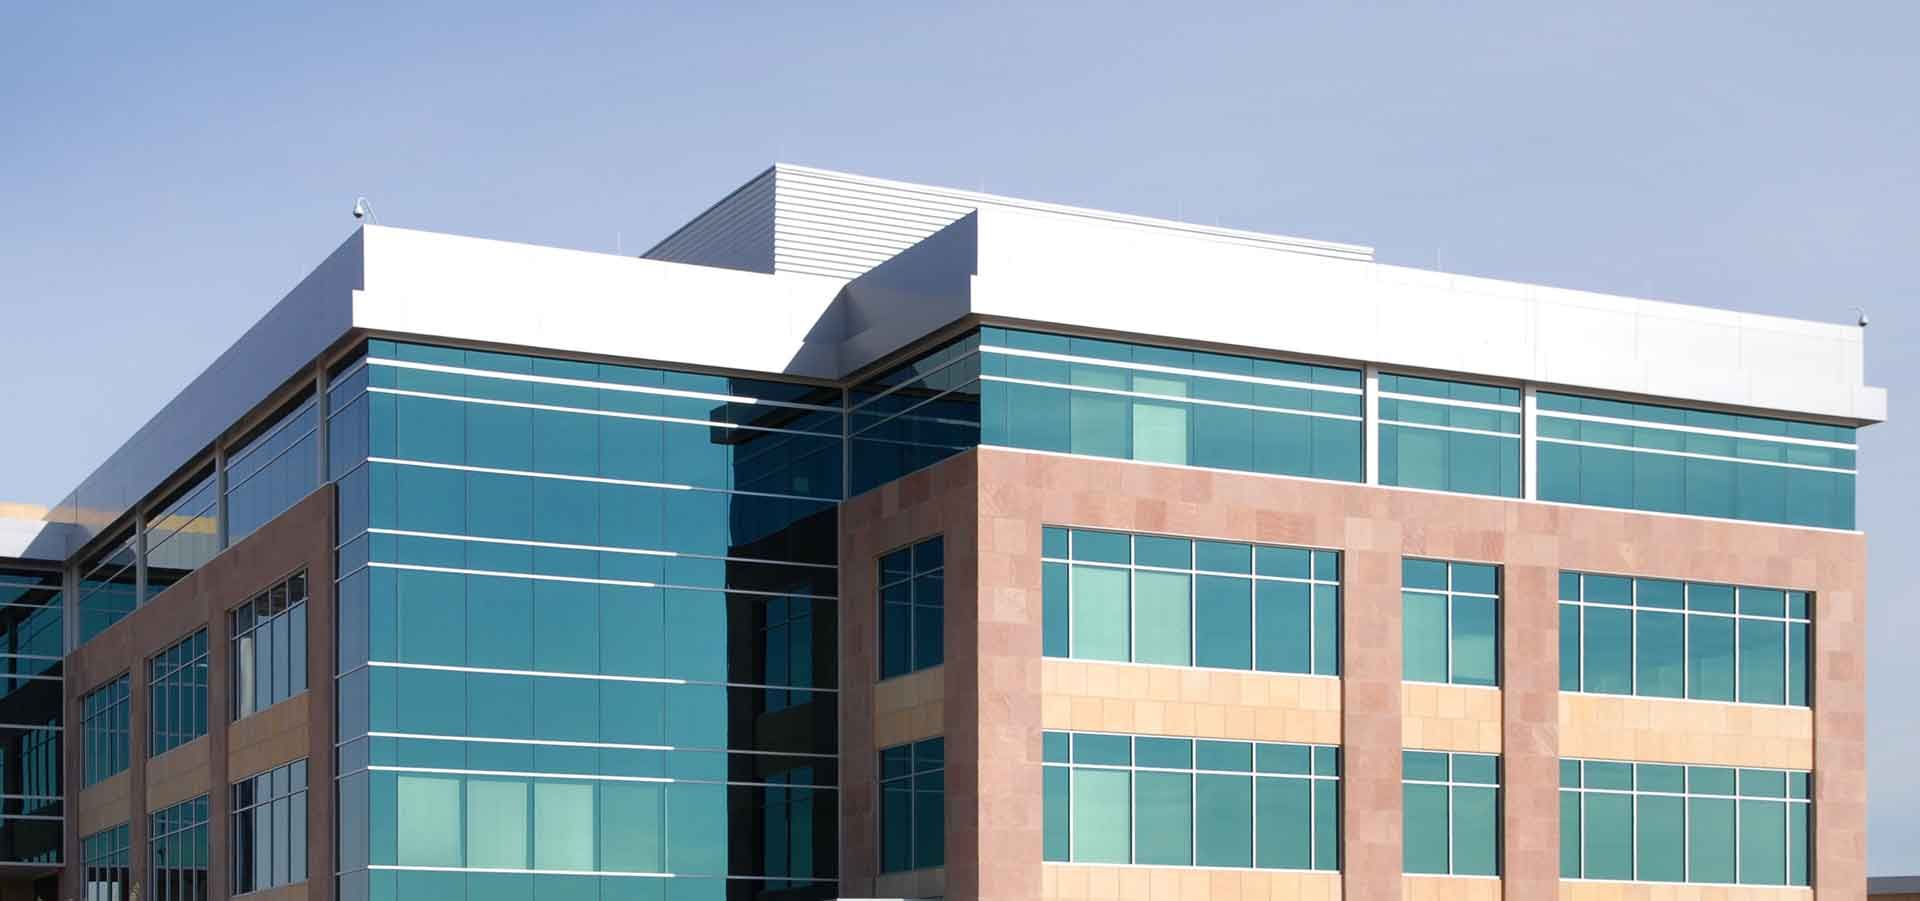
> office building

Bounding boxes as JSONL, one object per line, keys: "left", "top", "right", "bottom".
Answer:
{"left": 0, "top": 165, "right": 1879, "bottom": 900}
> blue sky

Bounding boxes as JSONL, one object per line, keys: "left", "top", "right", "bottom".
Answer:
{"left": 2, "top": 0, "right": 1914, "bottom": 872}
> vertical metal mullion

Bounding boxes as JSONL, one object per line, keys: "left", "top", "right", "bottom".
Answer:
{"left": 1522, "top": 385, "right": 1539, "bottom": 500}
{"left": 1630, "top": 578, "right": 1639, "bottom": 696}
{"left": 214, "top": 446, "right": 230, "bottom": 551}
{"left": 1444, "top": 564, "right": 1454, "bottom": 684}
{"left": 133, "top": 516, "right": 148, "bottom": 609}
{"left": 1682, "top": 582, "right": 1692, "bottom": 700}
{"left": 1364, "top": 366, "right": 1381, "bottom": 485}
{"left": 315, "top": 366, "right": 330, "bottom": 486}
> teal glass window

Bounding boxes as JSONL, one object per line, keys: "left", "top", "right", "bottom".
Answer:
{"left": 1402, "top": 559, "right": 1499, "bottom": 687}
{"left": 1535, "top": 391, "right": 1856, "bottom": 529}
{"left": 225, "top": 392, "right": 320, "bottom": 545}
{"left": 144, "top": 468, "right": 218, "bottom": 602}
{"left": 81, "top": 675, "right": 130, "bottom": 786}
{"left": 1560, "top": 572, "right": 1810, "bottom": 707}
{"left": 1377, "top": 373, "right": 1522, "bottom": 498}
{"left": 77, "top": 532, "right": 138, "bottom": 644}
{"left": 231, "top": 759, "right": 309, "bottom": 893}
{"left": 149, "top": 795, "right": 210, "bottom": 901}
{"left": 1402, "top": 750, "right": 1500, "bottom": 876}
{"left": 981, "top": 328, "right": 1364, "bottom": 482}
{"left": 147, "top": 629, "right": 208, "bottom": 757}
{"left": 1042, "top": 730, "right": 1339, "bottom": 871}
{"left": 1560, "top": 758, "right": 1809, "bottom": 886}
{"left": 231, "top": 571, "right": 310, "bottom": 720}
{"left": 343, "top": 342, "right": 845, "bottom": 895}
{"left": 850, "top": 334, "right": 984, "bottom": 494}
{"left": 879, "top": 737, "right": 944, "bottom": 873}
{"left": 1043, "top": 528, "right": 1340, "bottom": 676}
{"left": 83, "top": 824, "right": 131, "bottom": 901}
{"left": 880, "top": 537, "right": 944, "bottom": 679}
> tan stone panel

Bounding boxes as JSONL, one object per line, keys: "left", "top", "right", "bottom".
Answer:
{"left": 1560, "top": 881, "right": 1817, "bottom": 900}
{"left": 75, "top": 770, "right": 132, "bottom": 837}
{"left": 1402, "top": 875, "right": 1503, "bottom": 901}
{"left": 875, "top": 666, "right": 948, "bottom": 749}
{"left": 240, "top": 881, "right": 313, "bottom": 901}
{"left": 1559, "top": 694, "right": 1813, "bottom": 769}
{"left": 228, "top": 692, "right": 313, "bottom": 781}
{"left": 1041, "top": 864, "right": 1341, "bottom": 901}
{"left": 874, "top": 866, "right": 946, "bottom": 899}
{"left": 146, "top": 736, "right": 212, "bottom": 812}
{"left": 1403, "top": 683, "right": 1503, "bottom": 754}
{"left": 1042, "top": 659, "right": 1341, "bottom": 743}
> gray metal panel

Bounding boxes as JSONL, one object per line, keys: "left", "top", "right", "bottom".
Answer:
{"left": 645, "top": 164, "right": 1375, "bottom": 280}
{"left": 50, "top": 230, "right": 363, "bottom": 552}
{"left": 643, "top": 167, "right": 778, "bottom": 274}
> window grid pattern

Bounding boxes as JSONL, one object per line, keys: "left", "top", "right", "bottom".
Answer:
{"left": 81, "top": 675, "right": 130, "bottom": 786}
{"left": 1402, "top": 559, "right": 1500, "bottom": 687}
{"left": 145, "top": 470, "right": 218, "bottom": 603}
{"left": 878, "top": 737, "right": 944, "bottom": 873}
{"left": 78, "top": 533, "right": 138, "bottom": 645}
{"left": 1559, "top": 572, "right": 1810, "bottom": 707}
{"left": 232, "top": 759, "right": 309, "bottom": 894}
{"left": 1042, "top": 730, "right": 1340, "bottom": 871}
{"left": 1560, "top": 758, "right": 1810, "bottom": 886}
{"left": 1042, "top": 527, "right": 1341, "bottom": 676}
{"left": 980, "top": 328, "right": 1365, "bottom": 483}
{"left": 1537, "top": 391, "right": 1856, "bottom": 529}
{"left": 225, "top": 394, "right": 320, "bottom": 545}
{"left": 0, "top": 569, "right": 62, "bottom": 865}
{"left": 1403, "top": 750, "right": 1501, "bottom": 876}
{"left": 150, "top": 795, "right": 210, "bottom": 901}
{"left": 330, "top": 340, "right": 842, "bottom": 896}
{"left": 230, "top": 572, "right": 310, "bottom": 721}
{"left": 880, "top": 537, "right": 943, "bottom": 679}
{"left": 148, "top": 629, "right": 209, "bottom": 757}
{"left": 849, "top": 334, "right": 983, "bottom": 495}
{"left": 1377, "top": 373, "right": 1523, "bottom": 498}
{"left": 82, "top": 824, "right": 130, "bottom": 901}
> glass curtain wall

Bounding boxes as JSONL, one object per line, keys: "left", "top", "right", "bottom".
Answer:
{"left": 0, "top": 569, "right": 61, "bottom": 864}
{"left": 331, "top": 341, "right": 841, "bottom": 901}
{"left": 1537, "top": 392, "right": 1856, "bottom": 529}
{"left": 1377, "top": 374, "right": 1522, "bottom": 497}
{"left": 980, "top": 328, "right": 1364, "bottom": 482}
{"left": 144, "top": 470, "right": 218, "bottom": 602}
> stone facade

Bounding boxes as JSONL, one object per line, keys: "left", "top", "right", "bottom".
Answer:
{"left": 839, "top": 447, "right": 1866, "bottom": 900}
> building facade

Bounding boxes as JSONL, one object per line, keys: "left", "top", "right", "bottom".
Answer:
{"left": 0, "top": 165, "right": 1881, "bottom": 901}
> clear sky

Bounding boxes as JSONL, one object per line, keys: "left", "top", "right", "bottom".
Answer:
{"left": 2, "top": 0, "right": 1914, "bottom": 872}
